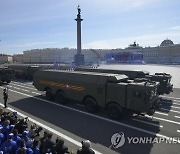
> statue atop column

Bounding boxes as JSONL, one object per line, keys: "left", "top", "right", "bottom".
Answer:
{"left": 78, "top": 5, "right": 81, "bottom": 15}
{"left": 74, "top": 5, "right": 85, "bottom": 66}
{"left": 77, "top": 5, "right": 81, "bottom": 19}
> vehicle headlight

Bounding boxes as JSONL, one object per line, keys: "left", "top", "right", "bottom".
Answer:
{"left": 150, "top": 90, "right": 154, "bottom": 99}
{"left": 154, "top": 87, "right": 157, "bottom": 95}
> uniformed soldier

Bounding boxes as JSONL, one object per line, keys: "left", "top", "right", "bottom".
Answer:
{"left": 3, "top": 88, "right": 8, "bottom": 108}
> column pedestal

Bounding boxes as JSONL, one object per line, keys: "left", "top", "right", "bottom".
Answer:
{"left": 74, "top": 54, "right": 85, "bottom": 66}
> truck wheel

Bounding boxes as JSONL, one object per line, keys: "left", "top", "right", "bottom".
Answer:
{"left": 46, "top": 89, "right": 53, "bottom": 100}
{"left": 84, "top": 98, "right": 98, "bottom": 113}
{"left": 55, "top": 92, "right": 67, "bottom": 104}
{"left": 107, "top": 103, "right": 123, "bottom": 119}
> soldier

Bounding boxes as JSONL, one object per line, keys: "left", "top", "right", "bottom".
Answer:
{"left": 0, "top": 133, "right": 17, "bottom": 153}
{"left": 3, "top": 88, "right": 8, "bottom": 108}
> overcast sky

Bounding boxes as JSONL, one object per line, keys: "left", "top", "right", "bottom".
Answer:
{"left": 0, "top": 0, "right": 180, "bottom": 54}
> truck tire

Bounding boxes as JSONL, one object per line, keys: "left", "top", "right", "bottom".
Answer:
{"left": 46, "top": 89, "right": 53, "bottom": 100}
{"left": 15, "top": 73, "right": 20, "bottom": 79}
{"left": 84, "top": 98, "right": 98, "bottom": 113}
{"left": 7, "top": 80, "right": 11, "bottom": 83}
{"left": 107, "top": 103, "right": 123, "bottom": 119}
{"left": 55, "top": 92, "right": 67, "bottom": 104}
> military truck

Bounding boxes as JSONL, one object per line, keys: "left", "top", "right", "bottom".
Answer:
{"left": 8, "top": 64, "right": 41, "bottom": 80}
{"left": 0, "top": 67, "right": 15, "bottom": 84}
{"left": 74, "top": 67, "right": 173, "bottom": 95}
{"left": 33, "top": 70, "right": 159, "bottom": 119}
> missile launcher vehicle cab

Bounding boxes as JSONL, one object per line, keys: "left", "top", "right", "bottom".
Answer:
{"left": 8, "top": 64, "right": 41, "bottom": 80}
{"left": 146, "top": 73, "right": 173, "bottom": 95}
{"left": 0, "top": 66, "right": 15, "bottom": 84}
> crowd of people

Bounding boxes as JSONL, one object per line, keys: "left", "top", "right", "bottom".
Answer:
{"left": 0, "top": 108, "right": 95, "bottom": 154}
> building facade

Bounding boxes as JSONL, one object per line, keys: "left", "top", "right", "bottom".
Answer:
{"left": 22, "top": 48, "right": 113, "bottom": 64}
{"left": 143, "top": 39, "right": 180, "bottom": 64}
{"left": 12, "top": 54, "right": 24, "bottom": 63}
{"left": 9, "top": 39, "right": 180, "bottom": 64}
{"left": 0, "top": 54, "right": 13, "bottom": 64}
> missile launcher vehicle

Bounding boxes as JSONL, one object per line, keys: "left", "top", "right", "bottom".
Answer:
{"left": 33, "top": 70, "right": 159, "bottom": 119}
{"left": 74, "top": 67, "right": 173, "bottom": 95}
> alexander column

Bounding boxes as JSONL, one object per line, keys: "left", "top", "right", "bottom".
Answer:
{"left": 74, "top": 5, "right": 85, "bottom": 66}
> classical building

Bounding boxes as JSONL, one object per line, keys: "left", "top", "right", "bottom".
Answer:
{"left": 11, "top": 39, "right": 179, "bottom": 64}
{"left": 105, "top": 40, "right": 180, "bottom": 64}
{"left": 23, "top": 48, "right": 74, "bottom": 64}
{"left": 142, "top": 39, "right": 180, "bottom": 64}
{"left": 22, "top": 48, "right": 113, "bottom": 64}
{"left": 0, "top": 54, "right": 13, "bottom": 64}
{"left": 12, "top": 54, "right": 24, "bottom": 63}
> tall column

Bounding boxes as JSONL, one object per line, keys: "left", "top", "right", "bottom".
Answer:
{"left": 75, "top": 6, "right": 83, "bottom": 55}
{"left": 74, "top": 5, "right": 85, "bottom": 66}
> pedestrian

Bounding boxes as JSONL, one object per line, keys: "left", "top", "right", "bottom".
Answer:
{"left": 42, "top": 132, "right": 55, "bottom": 154}
{"left": 39, "top": 131, "right": 48, "bottom": 153}
{"left": 77, "top": 140, "right": 95, "bottom": 154}
{"left": 31, "top": 139, "right": 40, "bottom": 154}
{"left": 52, "top": 137, "right": 69, "bottom": 154}
{"left": 3, "top": 88, "right": 8, "bottom": 108}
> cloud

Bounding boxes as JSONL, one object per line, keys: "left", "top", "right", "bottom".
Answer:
{"left": 0, "top": 41, "right": 58, "bottom": 54}
{"left": 13, "top": 41, "right": 57, "bottom": 47}
{"left": 81, "top": 0, "right": 149, "bottom": 8}
{"left": 83, "top": 31, "right": 180, "bottom": 49}
{"left": 76, "top": 0, "right": 154, "bottom": 15}
{"left": 0, "top": 0, "right": 155, "bottom": 28}
{"left": 169, "top": 26, "right": 180, "bottom": 30}
{"left": 0, "top": 1, "right": 71, "bottom": 27}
